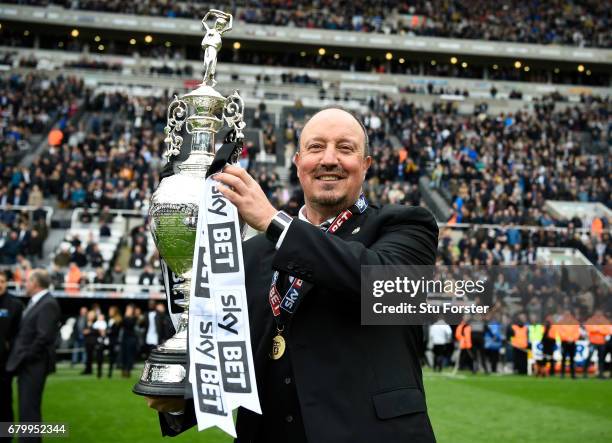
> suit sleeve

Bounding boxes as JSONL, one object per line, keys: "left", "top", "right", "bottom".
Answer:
{"left": 158, "top": 400, "right": 196, "bottom": 436}
{"left": 272, "top": 206, "right": 438, "bottom": 299}
{"left": 27, "top": 299, "right": 60, "bottom": 362}
{"left": 9, "top": 298, "right": 23, "bottom": 343}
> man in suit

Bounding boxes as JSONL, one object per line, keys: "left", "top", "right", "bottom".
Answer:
{"left": 0, "top": 270, "right": 23, "bottom": 424}
{"left": 7, "top": 269, "right": 61, "bottom": 440}
{"left": 148, "top": 107, "right": 438, "bottom": 442}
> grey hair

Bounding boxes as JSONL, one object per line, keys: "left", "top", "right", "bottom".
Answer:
{"left": 30, "top": 269, "right": 51, "bottom": 289}
{"left": 299, "top": 105, "right": 370, "bottom": 157}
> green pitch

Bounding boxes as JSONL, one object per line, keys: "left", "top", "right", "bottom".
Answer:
{"left": 15, "top": 366, "right": 612, "bottom": 442}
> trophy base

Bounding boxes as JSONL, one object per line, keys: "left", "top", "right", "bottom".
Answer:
{"left": 133, "top": 347, "right": 187, "bottom": 397}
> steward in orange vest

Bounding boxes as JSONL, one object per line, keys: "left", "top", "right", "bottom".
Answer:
{"left": 507, "top": 314, "right": 529, "bottom": 375}
{"left": 557, "top": 311, "right": 580, "bottom": 379}
{"left": 583, "top": 311, "right": 612, "bottom": 379}
{"left": 455, "top": 321, "right": 472, "bottom": 350}
{"left": 454, "top": 320, "right": 474, "bottom": 373}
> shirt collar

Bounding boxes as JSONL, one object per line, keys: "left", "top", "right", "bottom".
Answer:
{"left": 29, "top": 289, "right": 48, "bottom": 306}
{"left": 298, "top": 205, "right": 336, "bottom": 227}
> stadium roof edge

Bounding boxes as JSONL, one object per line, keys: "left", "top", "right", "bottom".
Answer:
{"left": 1, "top": 4, "right": 611, "bottom": 65}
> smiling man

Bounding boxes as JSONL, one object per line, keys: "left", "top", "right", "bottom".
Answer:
{"left": 152, "top": 106, "right": 439, "bottom": 442}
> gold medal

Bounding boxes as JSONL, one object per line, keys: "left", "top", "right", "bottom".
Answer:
{"left": 271, "top": 334, "right": 286, "bottom": 360}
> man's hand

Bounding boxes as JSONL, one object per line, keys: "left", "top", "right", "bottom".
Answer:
{"left": 213, "top": 165, "right": 278, "bottom": 232}
{"left": 145, "top": 396, "right": 186, "bottom": 413}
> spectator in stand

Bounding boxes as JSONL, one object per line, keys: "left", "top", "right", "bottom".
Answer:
{"left": 109, "top": 264, "right": 126, "bottom": 285}
{"left": 129, "top": 245, "right": 147, "bottom": 269}
{"left": 53, "top": 244, "right": 71, "bottom": 268}
{"left": 65, "top": 262, "right": 82, "bottom": 293}
{"left": 138, "top": 264, "right": 157, "bottom": 286}
{"left": 0, "top": 231, "right": 20, "bottom": 265}
{"left": 70, "top": 245, "right": 88, "bottom": 268}
{"left": 79, "top": 208, "right": 93, "bottom": 224}
{"left": 87, "top": 243, "right": 104, "bottom": 269}
{"left": 49, "top": 263, "right": 65, "bottom": 289}
{"left": 99, "top": 222, "right": 111, "bottom": 237}
{"left": 27, "top": 229, "right": 44, "bottom": 261}
{"left": 27, "top": 184, "right": 43, "bottom": 207}
{"left": 93, "top": 267, "right": 109, "bottom": 286}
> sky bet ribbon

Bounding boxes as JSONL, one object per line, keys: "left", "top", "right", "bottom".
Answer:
{"left": 188, "top": 145, "right": 260, "bottom": 437}
{"left": 269, "top": 193, "right": 368, "bottom": 327}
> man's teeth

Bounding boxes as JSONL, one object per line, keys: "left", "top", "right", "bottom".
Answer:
{"left": 318, "top": 176, "right": 341, "bottom": 181}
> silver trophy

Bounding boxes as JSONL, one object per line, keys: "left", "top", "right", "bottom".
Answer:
{"left": 134, "top": 10, "right": 246, "bottom": 397}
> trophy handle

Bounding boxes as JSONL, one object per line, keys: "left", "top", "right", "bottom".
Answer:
{"left": 223, "top": 90, "right": 246, "bottom": 142}
{"left": 163, "top": 96, "right": 188, "bottom": 159}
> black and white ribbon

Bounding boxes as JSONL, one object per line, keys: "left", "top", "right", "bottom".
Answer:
{"left": 187, "top": 174, "right": 260, "bottom": 436}
{"left": 160, "top": 259, "right": 184, "bottom": 332}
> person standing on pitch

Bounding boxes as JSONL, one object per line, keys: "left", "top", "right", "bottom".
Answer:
{"left": 6, "top": 269, "right": 61, "bottom": 443}
{"left": 429, "top": 317, "right": 452, "bottom": 372}
{"left": 507, "top": 313, "right": 529, "bottom": 375}
{"left": 0, "top": 270, "right": 24, "bottom": 425}
{"left": 557, "top": 310, "right": 580, "bottom": 379}
{"left": 147, "top": 106, "right": 439, "bottom": 443}
{"left": 484, "top": 316, "right": 503, "bottom": 374}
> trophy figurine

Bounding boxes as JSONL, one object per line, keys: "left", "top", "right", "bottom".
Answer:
{"left": 133, "top": 9, "right": 246, "bottom": 397}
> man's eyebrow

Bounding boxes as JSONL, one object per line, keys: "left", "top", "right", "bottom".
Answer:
{"left": 303, "top": 137, "right": 326, "bottom": 145}
{"left": 303, "top": 136, "right": 360, "bottom": 145}
{"left": 336, "top": 138, "right": 359, "bottom": 145}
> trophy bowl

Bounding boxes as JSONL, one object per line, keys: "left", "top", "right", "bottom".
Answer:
{"left": 132, "top": 173, "right": 204, "bottom": 397}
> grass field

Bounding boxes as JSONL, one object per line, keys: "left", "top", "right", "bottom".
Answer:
{"left": 12, "top": 365, "right": 612, "bottom": 443}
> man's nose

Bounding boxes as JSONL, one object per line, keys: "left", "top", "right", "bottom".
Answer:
{"left": 320, "top": 144, "right": 339, "bottom": 166}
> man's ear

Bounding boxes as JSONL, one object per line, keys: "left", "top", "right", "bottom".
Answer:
{"left": 293, "top": 151, "right": 300, "bottom": 167}
{"left": 363, "top": 155, "right": 372, "bottom": 177}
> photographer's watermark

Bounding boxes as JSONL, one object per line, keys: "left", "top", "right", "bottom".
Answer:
{"left": 361, "top": 265, "right": 610, "bottom": 326}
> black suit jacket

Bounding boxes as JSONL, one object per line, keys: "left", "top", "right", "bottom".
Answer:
{"left": 161, "top": 204, "right": 438, "bottom": 442}
{"left": 6, "top": 292, "right": 61, "bottom": 375}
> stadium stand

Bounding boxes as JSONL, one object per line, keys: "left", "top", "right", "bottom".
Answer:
{"left": 4, "top": 0, "right": 611, "bottom": 47}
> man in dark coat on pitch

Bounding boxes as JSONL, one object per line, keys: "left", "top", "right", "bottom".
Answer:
{"left": 148, "top": 107, "right": 439, "bottom": 442}
{"left": 0, "top": 270, "right": 23, "bottom": 424}
{"left": 7, "top": 269, "right": 61, "bottom": 442}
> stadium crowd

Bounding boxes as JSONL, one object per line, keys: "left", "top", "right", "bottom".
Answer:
{"left": 0, "top": 73, "right": 87, "bottom": 266}
{"left": 1, "top": 72, "right": 609, "bottom": 291}
{"left": 7, "top": 0, "right": 611, "bottom": 47}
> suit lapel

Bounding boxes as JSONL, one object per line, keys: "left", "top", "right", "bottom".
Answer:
{"left": 333, "top": 206, "right": 370, "bottom": 240}
{"left": 23, "top": 292, "right": 49, "bottom": 320}
{"left": 283, "top": 209, "right": 370, "bottom": 309}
